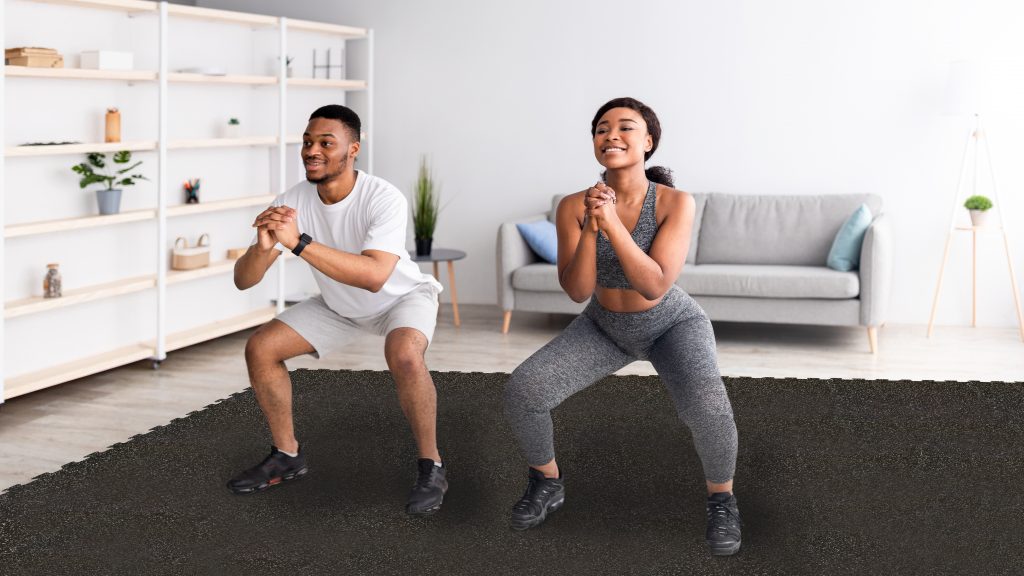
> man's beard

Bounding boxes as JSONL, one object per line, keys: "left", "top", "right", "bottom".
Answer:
{"left": 306, "top": 156, "right": 348, "bottom": 184}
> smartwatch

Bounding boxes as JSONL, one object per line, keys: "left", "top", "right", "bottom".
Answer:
{"left": 292, "top": 233, "right": 312, "bottom": 256}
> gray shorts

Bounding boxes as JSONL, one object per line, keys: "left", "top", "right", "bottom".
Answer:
{"left": 276, "top": 283, "right": 440, "bottom": 359}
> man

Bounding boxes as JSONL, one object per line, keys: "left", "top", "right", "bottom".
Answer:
{"left": 227, "top": 104, "right": 448, "bottom": 516}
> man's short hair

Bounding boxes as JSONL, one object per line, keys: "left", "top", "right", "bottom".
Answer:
{"left": 309, "top": 104, "right": 361, "bottom": 142}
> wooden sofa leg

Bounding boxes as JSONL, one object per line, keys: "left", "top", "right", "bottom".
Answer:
{"left": 502, "top": 310, "right": 512, "bottom": 334}
{"left": 867, "top": 326, "right": 878, "bottom": 354}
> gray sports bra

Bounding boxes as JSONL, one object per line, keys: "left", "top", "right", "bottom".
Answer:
{"left": 596, "top": 180, "right": 658, "bottom": 289}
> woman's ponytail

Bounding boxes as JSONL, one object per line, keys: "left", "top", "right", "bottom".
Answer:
{"left": 645, "top": 166, "right": 674, "bottom": 187}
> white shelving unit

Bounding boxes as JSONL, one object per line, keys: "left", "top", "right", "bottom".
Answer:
{"left": 0, "top": 0, "right": 373, "bottom": 401}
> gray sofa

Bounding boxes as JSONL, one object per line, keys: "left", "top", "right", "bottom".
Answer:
{"left": 496, "top": 192, "right": 892, "bottom": 352}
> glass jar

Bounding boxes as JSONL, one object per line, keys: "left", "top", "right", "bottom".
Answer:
{"left": 43, "top": 263, "right": 62, "bottom": 298}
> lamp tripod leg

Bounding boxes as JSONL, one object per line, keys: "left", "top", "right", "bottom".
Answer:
{"left": 928, "top": 232, "right": 955, "bottom": 338}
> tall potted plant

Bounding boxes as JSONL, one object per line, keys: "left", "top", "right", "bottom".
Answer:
{"left": 71, "top": 151, "right": 147, "bottom": 215}
{"left": 412, "top": 155, "right": 440, "bottom": 256}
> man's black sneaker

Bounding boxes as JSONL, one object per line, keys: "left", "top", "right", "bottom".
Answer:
{"left": 226, "top": 446, "right": 308, "bottom": 495}
{"left": 706, "top": 491, "right": 742, "bottom": 556}
{"left": 509, "top": 467, "right": 565, "bottom": 530}
{"left": 406, "top": 458, "right": 448, "bottom": 516}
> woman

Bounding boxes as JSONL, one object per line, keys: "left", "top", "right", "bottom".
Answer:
{"left": 503, "top": 97, "right": 741, "bottom": 555}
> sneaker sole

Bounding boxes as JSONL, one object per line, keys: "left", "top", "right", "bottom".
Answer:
{"left": 406, "top": 495, "right": 445, "bottom": 517}
{"left": 510, "top": 496, "right": 565, "bottom": 531}
{"left": 707, "top": 540, "right": 741, "bottom": 556}
{"left": 227, "top": 466, "right": 309, "bottom": 495}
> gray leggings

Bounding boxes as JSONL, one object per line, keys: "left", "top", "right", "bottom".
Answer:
{"left": 504, "top": 286, "right": 738, "bottom": 483}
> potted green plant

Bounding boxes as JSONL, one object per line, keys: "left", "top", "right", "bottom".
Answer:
{"left": 412, "top": 156, "right": 440, "bottom": 256}
{"left": 71, "top": 151, "right": 147, "bottom": 215}
{"left": 964, "top": 195, "right": 993, "bottom": 227}
{"left": 224, "top": 117, "right": 241, "bottom": 139}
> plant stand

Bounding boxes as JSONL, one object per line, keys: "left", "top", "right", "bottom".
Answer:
{"left": 927, "top": 114, "right": 1024, "bottom": 340}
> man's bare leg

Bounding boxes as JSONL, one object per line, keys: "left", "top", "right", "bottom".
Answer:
{"left": 385, "top": 327, "right": 447, "bottom": 516}
{"left": 384, "top": 327, "right": 440, "bottom": 462}
{"left": 227, "top": 320, "right": 315, "bottom": 495}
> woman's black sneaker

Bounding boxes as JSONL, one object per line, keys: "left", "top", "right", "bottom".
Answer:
{"left": 406, "top": 458, "right": 448, "bottom": 516}
{"left": 226, "top": 446, "right": 308, "bottom": 495}
{"left": 509, "top": 468, "right": 565, "bottom": 530}
{"left": 706, "top": 491, "right": 742, "bottom": 555}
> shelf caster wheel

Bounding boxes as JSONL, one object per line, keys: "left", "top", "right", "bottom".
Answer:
{"left": 152, "top": 360, "right": 162, "bottom": 370}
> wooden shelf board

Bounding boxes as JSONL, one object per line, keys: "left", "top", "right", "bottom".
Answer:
{"left": 286, "top": 78, "right": 367, "bottom": 90}
{"left": 5, "top": 141, "right": 157, "bottom": 157}
{"left": 162, "top": 307, "right": 276, "bottom": 352}
{"left": 165, "top": 3, "right": 277, "bottom": 26}
{"left": 167, "top": 72, "right": 277, "bottom": 85}
{"left": 25, "top": 0, "right": 156, "bottom": 13}
{"left": 166, "top": 194, "right": 274, "bottom": 217}
{"left": 4, "top": 343, "right": 155, "bottom": 400}
{"left": 166, "top": 259, "right": 238, "bottom": 285}
{"left": 5, "top": 209, "right": 156, "bottom": 238}
{"left": 287, "top": 19, "right": 367, "bottom": 38}
{"left": 4, "top": 274, "right": 156, "bottom": 319}
{"left": 4, "top": 66, "right": 157, "bottom": 81}
{"left": 167, "top": 137, "right": 277, "bottom": 150}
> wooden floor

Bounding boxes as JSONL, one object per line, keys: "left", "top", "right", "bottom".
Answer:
{"left": 1, "top": 303, "right": 1022, "bottom": 492}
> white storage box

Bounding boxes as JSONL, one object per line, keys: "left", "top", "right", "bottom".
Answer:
{"left": 80, "top": 50, "right": 134, "bottom": 70}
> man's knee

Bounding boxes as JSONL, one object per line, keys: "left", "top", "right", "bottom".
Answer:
{"left": 245, "top": 324, "right": 288, "bottom": 369}
{"left": 385, "top": 329, "right": 428, "bottom": 376}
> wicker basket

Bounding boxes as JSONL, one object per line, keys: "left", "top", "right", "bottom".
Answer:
{"left": 171, "top": 234, "right": 211, "bottom": 270}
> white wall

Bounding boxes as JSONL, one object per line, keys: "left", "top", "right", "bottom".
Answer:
{"left": 219, "top": 0, "right": 1024, "bottom": 326}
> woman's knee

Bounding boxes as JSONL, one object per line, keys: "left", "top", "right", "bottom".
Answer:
{"left": 673, "top": 381, "right": 734, "bottom": 425}
{"left": 504, "top": 366, "right": 556, "bottom": 417}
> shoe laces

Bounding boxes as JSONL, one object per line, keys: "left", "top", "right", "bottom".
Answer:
{"left": 707, "top": 500, "right": 741, "bottom": 535}
{"left": 513, "top": 476, "right": 556, "bottom": 514}
{"left": 414, "top": 465, "right": 436, "bottom": 490}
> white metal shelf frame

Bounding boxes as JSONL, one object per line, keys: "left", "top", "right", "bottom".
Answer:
{"left": 1, "top": 0, "right": 374, "bottom": 400}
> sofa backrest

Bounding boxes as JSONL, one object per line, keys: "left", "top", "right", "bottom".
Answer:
{"left": 696, "top": 193, "right": 883, "bottom": 266}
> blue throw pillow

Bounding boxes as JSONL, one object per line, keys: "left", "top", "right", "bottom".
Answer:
{"left": 827, "top": 204, "right": 873, "bottom": 271}
{"left": 516, "top": 220, "right": 558, "bottom": 264}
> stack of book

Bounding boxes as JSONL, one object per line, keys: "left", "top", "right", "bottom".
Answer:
{"left": 5, "top": 47, "right": 64, "bottom": 68}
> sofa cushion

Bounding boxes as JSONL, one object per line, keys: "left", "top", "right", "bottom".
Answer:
{"left": 677, "top": 264, "right": 860, "bottom": 299}
{"left": 516, "top": 220, "right": 558, "bottom": 264}
{"left": 696, "top": 193, "right": 882, "bottom": 265}
{"left": 827, "top": 204, "right": 872, "bottom": 271}
{"left": 512, "top": 263, "right": 562, "bottom": 292}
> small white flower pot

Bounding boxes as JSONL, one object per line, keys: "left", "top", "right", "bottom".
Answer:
{"left": 969, "top": 209, "right": 990, "bottom": 227}
{"left": 222, "top": 124, "right": 241, "bottom": 139}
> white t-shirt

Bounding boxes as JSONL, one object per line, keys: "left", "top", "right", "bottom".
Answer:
{"left": 255, "top": 170, "right": 442, "bottom": 318}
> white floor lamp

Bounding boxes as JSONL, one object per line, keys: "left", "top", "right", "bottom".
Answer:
{"left": 927, "top": 61, "right": 1024, "bottom": 340}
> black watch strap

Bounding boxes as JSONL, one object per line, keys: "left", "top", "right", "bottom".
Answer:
{"left": 292, "top": 233, "right": 312, "bottom": 256}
